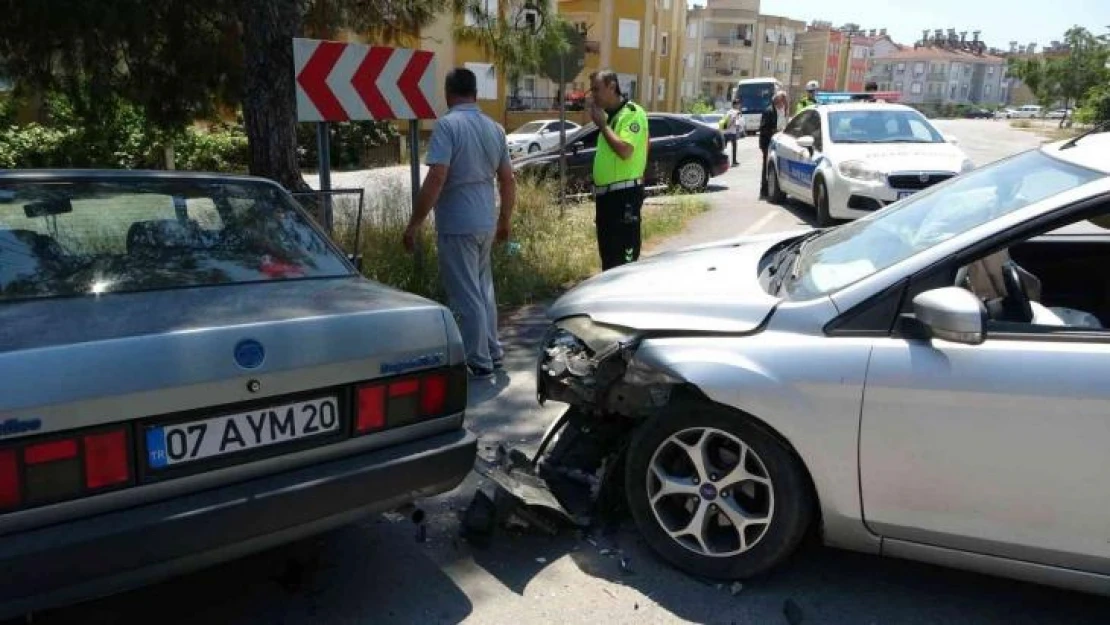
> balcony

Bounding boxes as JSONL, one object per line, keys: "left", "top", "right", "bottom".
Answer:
{"left": 715, "top": 67, "right": 736, "bottom": 76}
{"left": 706, "top": 37, "right": 754, "bottom": 49}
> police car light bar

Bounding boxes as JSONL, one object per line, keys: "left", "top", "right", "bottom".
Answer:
{"left": 815, "top": 91, "right": 902, "bottom": 104}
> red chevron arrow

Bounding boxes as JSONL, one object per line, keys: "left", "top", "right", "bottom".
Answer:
{"left": 398, "top": 50, "right": 436, "bottom": 119}
{"left": 297, "top": 41, "right": 348, "bottom": 121}
{"left": 352, "top": 46, "right": 395, "bottom": 120}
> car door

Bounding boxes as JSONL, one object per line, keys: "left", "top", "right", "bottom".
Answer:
{"left": 539, "top": 122, "right": 561, "bottom": 150}
{"left": 773, "top": 111, "right": 819, "bottom": 200}
{"left": 646, "top": 117, "right": 683, "bottom": 186}
{"left": 859, "top": 200, "right": 1110, "bottom": 575}
{"left": 563, "top": 128, "right": 599, "bottom": 192}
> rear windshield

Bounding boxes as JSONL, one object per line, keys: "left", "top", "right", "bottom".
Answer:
{"left": 0, "top": 178, "right": 352, "bottom": 302}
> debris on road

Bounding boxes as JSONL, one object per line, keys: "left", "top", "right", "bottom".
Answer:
{"left": 729, "top": 582, "right": 744, "bottom": 596}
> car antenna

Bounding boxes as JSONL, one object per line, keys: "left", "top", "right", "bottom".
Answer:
{"left": 1059, "top": 120, "right": 1110, "bottom": 150}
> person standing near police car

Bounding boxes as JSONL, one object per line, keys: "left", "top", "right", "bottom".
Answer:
{"left": 587, "top": 70, "right": 649, "bottom": 271}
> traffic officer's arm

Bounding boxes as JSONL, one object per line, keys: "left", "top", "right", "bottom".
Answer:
{"left": 598, "top": 121, "right": 635, "bottom": 160}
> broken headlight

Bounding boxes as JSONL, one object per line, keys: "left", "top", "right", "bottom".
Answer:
{"left": 537, "top": 317, "right": 638, "bottom": 405}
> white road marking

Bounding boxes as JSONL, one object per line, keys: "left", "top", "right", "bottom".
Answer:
{"left": 741, "top": 210, "right": 780, "bottom": 235}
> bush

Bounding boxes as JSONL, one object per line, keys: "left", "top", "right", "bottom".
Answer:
{"left": 173, "top": 124, "right": 249, "bottom": 173}
{"left": 296, "top": 120, "right": 400, "bottom": 170}
{"left": 330, "top": 178, "right": 710, "bottom": 308}
{"left": 1075, "top": 83, "right": 1110, "bottom": 125}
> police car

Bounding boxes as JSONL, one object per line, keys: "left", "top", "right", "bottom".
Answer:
{"left": 765, "top": 92, "right": 974, "bottom": 226}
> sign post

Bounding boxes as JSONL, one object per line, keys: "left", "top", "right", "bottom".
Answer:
{"left": 293, "top": 38, "right": 438, "bottom": 258}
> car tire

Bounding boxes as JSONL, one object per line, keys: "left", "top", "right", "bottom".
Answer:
{"left": 674, "top": 159, "right": 709, "bottom": 193}
{"left": 625, "top": 400, "right": 814, "bottom": 580}
{"left": 529, "top": 143, "right": 541, "bottom": 154}
{"left": 766, "top": 163, "right": 785, "bottom": 204}
{"left": 814, "top": 177, "right": 833, "bottom": 227}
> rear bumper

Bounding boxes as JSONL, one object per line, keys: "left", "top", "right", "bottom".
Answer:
{"left": 0, "top": 428, "right": 476, "bottom": 618}
{"left": 710, "top": 153, "right": 731, "bottom": 176}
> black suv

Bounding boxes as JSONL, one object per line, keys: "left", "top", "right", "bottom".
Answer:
{"left": 512, "top": 113, "right": 731, "bottom": 193}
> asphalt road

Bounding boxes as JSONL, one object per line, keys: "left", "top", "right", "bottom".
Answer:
{"left": 18, "top": 119, "right": 1109, "bottom": 625}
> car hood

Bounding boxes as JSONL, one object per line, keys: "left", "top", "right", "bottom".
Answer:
{"left": 547, "top": 234, "right": 791, "bottom": 333}
{"left": 832, "top": 142, "right": 968, "bottom": 173}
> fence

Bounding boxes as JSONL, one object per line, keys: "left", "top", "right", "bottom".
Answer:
{"left": 290, "top": 188, "right": 367, "bottom": 267}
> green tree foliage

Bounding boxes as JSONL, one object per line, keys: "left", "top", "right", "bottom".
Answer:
{"left": 1008, "top": 26, "right": 1110, "bottom": 127}
{"left": 0, "top": 0, "right": 445, "bottom": 189}
{"left": 453, "top": 0, "right": 572, "bottom": 102}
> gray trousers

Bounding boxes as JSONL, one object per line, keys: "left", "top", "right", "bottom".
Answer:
{"left": 437, "top": 232, "right": 503, "bottom": 369}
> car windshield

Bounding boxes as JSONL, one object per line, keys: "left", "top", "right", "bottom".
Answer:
{"left": 783, "top": 150, "right": 1104, "bottom": 299}
{"left": 513, "top": 122, "right": 546, "bottom": 134}
{"left": 827, "top": 110, "right": 945, "bottom": 144}
{"left": 737, "top": 83, "right": 775, "bottom": 113}
{"left": 0, "top": 177, "right": 352, "bottom": 302}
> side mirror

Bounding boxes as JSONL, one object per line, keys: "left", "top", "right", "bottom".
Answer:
{"left": 796, "top": 136, "right": 815, "bottom": 149}
{"left": 912, "top": 287, "right": 986, "bottom": 345}
{"left": 571, "top": 141, "right": 585, "bottom": 153}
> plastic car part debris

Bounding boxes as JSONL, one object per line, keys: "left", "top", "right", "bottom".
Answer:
{"left": 730, "top": 582, "right": 744, "bottom": 596}
{"left": 460, "top": 489, "right": 497, "bottom": 548}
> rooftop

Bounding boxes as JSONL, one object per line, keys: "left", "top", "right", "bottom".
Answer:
{"left": 872, "top": 45, "right": 1006, "bottom": 63}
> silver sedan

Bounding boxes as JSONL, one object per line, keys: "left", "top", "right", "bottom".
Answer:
{"left": 534, "top": 128, "right": 1110, "bottom": 594}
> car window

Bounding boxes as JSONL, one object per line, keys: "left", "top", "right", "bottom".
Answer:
{"left": 781, "top": 150, "right": 1104, "bottom": 299}
{"left": 0, "top": 179, "right": 352, "bottom": 302}
{"left": 575, "top": 128, "right": 599, "bottom": 149}
{"left": 668, "top": 118, "right": 697, "bottom": 135}
{"left": 798, "top": 111, "right": 820, "bottom": 138}
{"left": 783, "top": 114, "right": 805, "bottom": 137}
{"left": 827, "top": 110, "right": 944, "bottom": 144}
{"left": 648, "top": 118, "right": 673, "bottom": 138}
{"left": 514, "top": 122, "right": 546, "bottom": 134}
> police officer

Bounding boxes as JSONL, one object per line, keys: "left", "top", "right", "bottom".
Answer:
{"left": 795, "top": 79, "right": 819, "bottom": 114}
{"left": 587, "top": 70, "right": 649, "bottom": 271}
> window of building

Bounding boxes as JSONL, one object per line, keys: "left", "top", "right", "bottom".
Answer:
{"left": 618, "top": 19, "right": 640, "bottom": 48}
{"left": 914, "top": 62, "right": 925, "bottom": 75}
{"left": 662, "top": 33, "right": 669, "bottom": 56}
{"left": 657, "top": 78, "right": 666, "bottom": 100}
{"left": 896, "top": 62, "right": 905, "bottom": 72}
{"left": 763, "top": 57, "right": 773, "bottom": 72}
{"left": 766, "top": 28, "right": 777, "bottom": 43}
{"left": 650, "top": 24, "right": 656, "bottom": 51}
{"left": 687, "top": 22, "right": 698, "bottom": 38}
{"left": 663, "top": 0, "right": 672, "bottom": 9}
{"left": 911, "top": 82, "right": 922, "bottom": 94}
{"left": 988, "top": 65, "right": 996, "bottom": 75}
{"left": 463, "top": 0, "right": 498, "bottom": 26}
{"left": 985, "top": 84, "right": 993, "bottom": 96}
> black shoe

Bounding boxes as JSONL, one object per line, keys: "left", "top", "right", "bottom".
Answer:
{"left": 492, "top": 357, "right": 504, "bottom": 370}
{"left": 468, "top": 364, "right": 494, "bottom": 380}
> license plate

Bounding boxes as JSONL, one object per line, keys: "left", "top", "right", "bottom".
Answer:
{"left": 145, "top": 396, "right": 340, "bottom": 469}
{"left": 897, "top": 191, "right": 916, "bottom": 199}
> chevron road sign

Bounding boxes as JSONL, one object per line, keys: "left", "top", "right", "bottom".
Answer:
{"left": 293, "top": 38, "right": 438, "bottom": 121}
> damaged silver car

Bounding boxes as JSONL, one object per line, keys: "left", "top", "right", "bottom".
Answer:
{"left": 483, "top": 132, "right": 1110, "bottom": 595}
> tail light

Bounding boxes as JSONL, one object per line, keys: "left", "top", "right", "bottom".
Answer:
{"left": 355, "top": 366, "right": 466, "bottom": 435}
{"left": 0, "top": 426, "right": 133, "bottom": 513}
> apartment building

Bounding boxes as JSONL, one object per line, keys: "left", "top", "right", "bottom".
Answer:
{"left": 421, "top": 0, "right": 687, "bottom": 132}
{"left": 681, "top": 0, "right": 802, "bottom": 107}
{"left": 867, "top": 29, "right": 1008, "bottom": 106}
{"left": 794, "top": 22, "right": 883, "bottom": 97}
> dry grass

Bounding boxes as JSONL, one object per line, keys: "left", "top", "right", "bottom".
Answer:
{"left": 334, "top": 178, "right": 710, "bottom": 308}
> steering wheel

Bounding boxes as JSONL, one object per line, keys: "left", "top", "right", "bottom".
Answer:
{"left": 1001, "top": 261, "right": 1034, "bottom": 323}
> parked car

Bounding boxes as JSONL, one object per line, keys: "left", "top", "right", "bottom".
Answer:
{"left": 0, "top": 171, "right": 476, "bottom": 617}
{"left": 688, "top": 112, "right": 726, "bottom": 129}
{"left": 507, "top": 119, "right": 582, "bottom": 157}
{"left": 1046, "top": 108, "right": 1072, "bottom": 119}
{"left": 513, "top": 113, "right": 730, "bottom": 193}
{"left": 963, "top": 107, "right": 995, "bottom": 119}
{"left": 534, "top": 129, "right": 1110, "bottom": 594}
{"left": 764, "top": 101, "right": 974, "bottom": 226}
{"left": 1003, "top": 104, "right": 1044, "bottom": 119}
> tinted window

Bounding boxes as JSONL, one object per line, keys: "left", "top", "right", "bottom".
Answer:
{"left": 0, "top": 179, "right": 351, "bottom": 302}
{"left": 648, "top": 118, "right": 673, "bottom": 138}
{"left": 737, "top": 82, "right": 775, "bottom": 113}
{"left": 798, "top": 111, "right": 821, "bottom": 137}
{"left": 669, "top": 118, "right": 698, "bottom": 135}
{"left": 783, "top": 113, "right": 805, "bottom": 137}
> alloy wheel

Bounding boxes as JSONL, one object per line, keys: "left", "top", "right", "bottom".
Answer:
{"left": 645, "top": 427, "right": 774, "bottom": 557}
